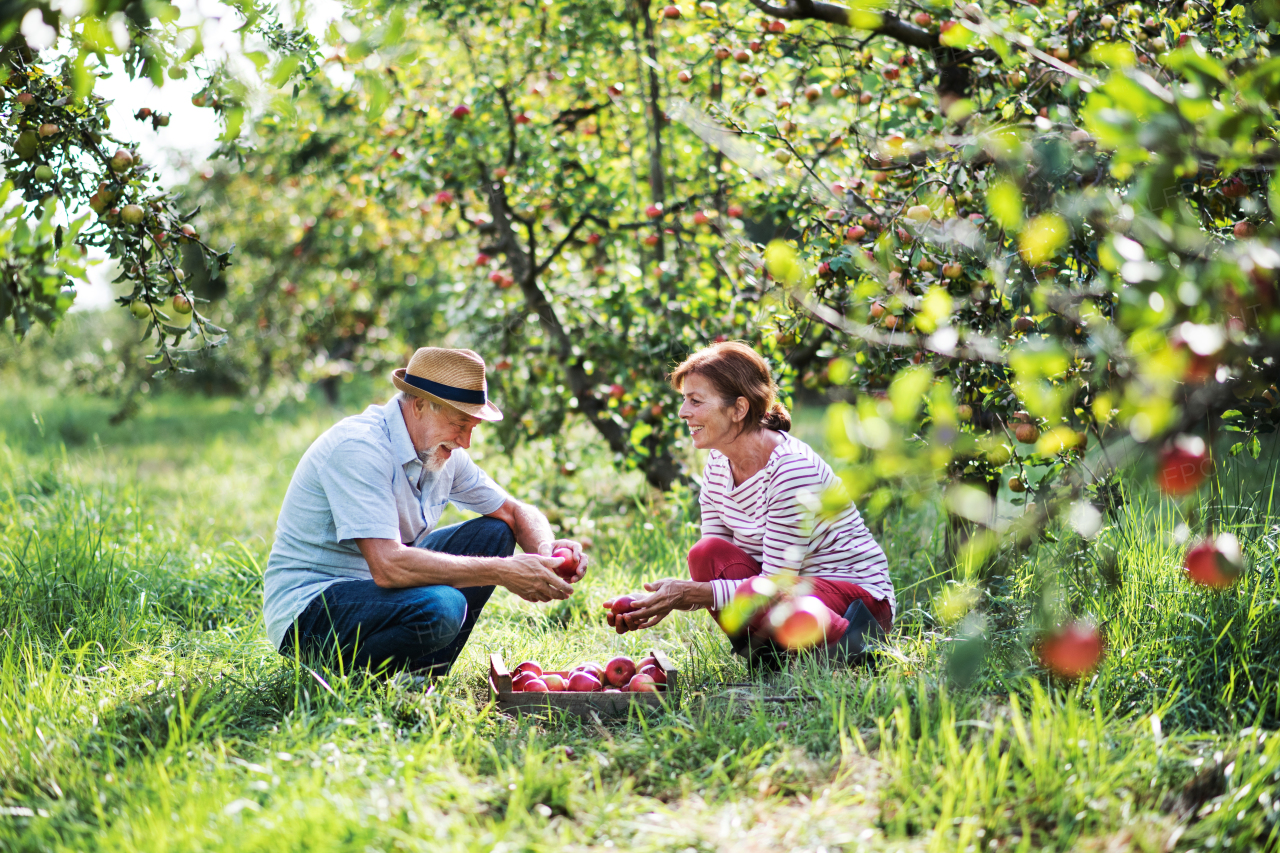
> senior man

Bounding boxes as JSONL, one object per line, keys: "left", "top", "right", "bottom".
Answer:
{"left": 263, "top": 347, "right": 586, "bottom": 677}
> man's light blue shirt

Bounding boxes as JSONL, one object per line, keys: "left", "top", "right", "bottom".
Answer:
{"left": 263, "top": 398, "right": 509, "bottom": 650}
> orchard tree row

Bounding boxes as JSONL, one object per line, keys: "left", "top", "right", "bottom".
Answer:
{"left": 5, "top": 0, "right": 1279, "bottom": 623}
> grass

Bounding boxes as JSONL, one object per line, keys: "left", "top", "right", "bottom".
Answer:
{"left": 1, "top": 381, "right": 1279, "bottom": 852}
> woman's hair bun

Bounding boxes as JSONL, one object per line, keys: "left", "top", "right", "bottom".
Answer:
{"left": 762, "top": 401, "right": 791, "bottom": 432}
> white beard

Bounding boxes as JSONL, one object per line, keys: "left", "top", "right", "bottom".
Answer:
{"left": 421, "top": 444, "right": 454, "bottom": 473}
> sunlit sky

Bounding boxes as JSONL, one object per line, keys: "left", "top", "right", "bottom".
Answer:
{"left": 74, "top": 0, "right": 346, "bottom": 309}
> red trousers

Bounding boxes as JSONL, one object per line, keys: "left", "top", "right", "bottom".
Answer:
{"left": 688, "top": 537, "right": 893, "bottom": 643}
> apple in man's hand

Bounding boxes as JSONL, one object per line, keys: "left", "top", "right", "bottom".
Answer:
{"left": 552, "top": 547, "right": 579, "bottom": 580}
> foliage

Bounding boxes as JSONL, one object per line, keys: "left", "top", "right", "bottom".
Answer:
{"left": 0, "top": 0, "right": 319, "bottom": 370}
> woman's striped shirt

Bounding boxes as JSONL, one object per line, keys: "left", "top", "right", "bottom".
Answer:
{"left": 699, "top": 432, "right": 893, "bottom": 613}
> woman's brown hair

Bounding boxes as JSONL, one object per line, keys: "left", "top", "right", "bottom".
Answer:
{"left": 669, "top": 341, "right": 792, "bottom": 432}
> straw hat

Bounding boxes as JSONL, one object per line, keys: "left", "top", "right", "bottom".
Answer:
{"left": 392, "top": 347, "right": 503, "bottom": 421}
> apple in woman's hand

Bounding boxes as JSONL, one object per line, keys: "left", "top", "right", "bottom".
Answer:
{"left": 608, "top": 595, "right": 636, "bottom": 633}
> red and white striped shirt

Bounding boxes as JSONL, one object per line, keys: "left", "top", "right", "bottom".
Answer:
{"left": 699, "top": 432, "right": 893, "bottom": 613}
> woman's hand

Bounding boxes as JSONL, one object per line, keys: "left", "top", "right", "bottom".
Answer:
{"left": 623, "top": 579, "right": 713, "bottom": 630}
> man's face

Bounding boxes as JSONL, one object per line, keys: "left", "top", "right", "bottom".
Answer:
{"left": 407, "top": 398, "right": 482, "bottom": 471}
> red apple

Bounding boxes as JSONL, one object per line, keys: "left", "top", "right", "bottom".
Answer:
{"left": 608, "top": 383, "right": 625, "bottom": 399}
{"left": 748, "top": 40, "right": 763, "bottom": 52}
{"left": 882, "top": 65, "right": 900, "bottom": 81}
{"left": 677, "top": 70, "right": 692, "bottom": 83}
{"left": 515, "top": 113, "right": 532, "bottom": 125}
{"left": 636, "top": 655, "right": 658, "bottom": 671}
{"left": 512, "top": 672, "right": 537, "bottom": 691}
{"left": 586, "top": 232, "right": 602, "bottom": 245}
{"left": 1184, "top": 533, "right": 1244, "bottom": 589}
{"left": 542, "top": 673, "right": 567, "bottom": 691}
{"left": 1156, "top": 436, "right": 1211, "bottom": 496}
{"left": 818, "top": 261, "right": 832, "bottom": 278}
{"left": 568, "top": 670, "right": 603, "bottom": 692}
{"left": 1222, "top": 176, "right": 1247, "bottom": 198}
{"left": 638, "top": 664, "right": 667, "bottom": 685}
{"left": 692, "top": 210, "right": 710, "bottom": 225}
{"left": 514, "top": 660, "right": 543, "bottom": 678}
{"left": 913, "top": 11, "right": 932, "bottom": 26}
{"left": 844, "top": 224, "right": 866, "bottom": 242}
{"left": 493, "top": 167, "right": 508, "bottom": 178}
{"left": 523, "top": 678, "right": 549, "bottom": 692}
{"left": 1235, "top": 221, "right": 1256, "bottom": 239}
{"left": 643, "top": 234, "right": 660, "bottom": 247}
{"left": 768, "top": 596, "right": 833, "bottom": 650}
{"left": 727, "top": 203, "right": 744, "bottom": 218}
{"left": 552, "top": 547, "right": 579, "bottom": 580}
{"left": 715, "top": 47, "right": 731, "bottom": 60}
{"left": 1038, "top": 622, "right": 1105, "bottom": 679}
{"left": 768, "top": 20, "right": 786, "bottom": 32}
{"left": 662, "top": 4, "right": 681, "bottom": 18}
{"left": 434, "top": 190, "right": 454, "bottom": 206}
{"left": 627, "top": 673, "right": 658, "bottom": 692}
{"left": 733, "top": 49, "right": 751, "bottom": 63}
{"left": 576, "top": 661, "right": 606, "bottom": 680}
{"left": 645, "top": 204, "right": 663, "bottom": 218}
{"left": 804, "top": 83, "right": 822, "bottom": 102}
{"left": 475, "top": 253, "right": 492, "bottom": 266}
{"left": 489, "top": 271, "right": 505, "bottom": 285}
{"left": 605, "top": 656, "right": 637, "bottom": 687}
{"left": 451, "top": 104, "right": 471, "bottom": 119}
{"left": 604, "top": 688, "right": 622, "bottom": 693}
{"left": 753, "top": 85, "right": 767, "bottom": 97}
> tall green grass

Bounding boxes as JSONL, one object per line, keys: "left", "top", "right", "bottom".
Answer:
{"left": 1, "top": 386, "right": 1279, "bottom": 851}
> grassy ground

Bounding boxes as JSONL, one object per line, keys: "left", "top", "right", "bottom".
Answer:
{"left": 1, "top": 383, "right": 1279, "bottom": 852}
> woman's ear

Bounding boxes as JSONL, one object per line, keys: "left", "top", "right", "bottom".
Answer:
{"left": 733, "top": 396, "right": 749, "bottom": 423}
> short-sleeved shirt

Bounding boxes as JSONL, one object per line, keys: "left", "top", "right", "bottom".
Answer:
{"left": 699, "top": 432, "right": 894, "bottom": 613}
{"left": 262, "top": 398, "right": 509, "bottom": 649}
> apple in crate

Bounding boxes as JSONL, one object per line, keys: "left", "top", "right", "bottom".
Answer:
{"left": 605, "top": 656, "right": 636, "bottom": 687}
{"left": 638, "top": 664, "right": 666, "bottom": 685}
{"left": 627, "top": 673, "right": 658, "bottom": 693}
{"left": 512, "top": 672, "right": 538, "bottom": 691}
{"left": 513, "top": 661, "right": 543, "bottom": 678}
{"left": 568, "top": 670, "right": 603, "bottom": 692}
{"left": 542, "top": 673, "right": 567, "bottom": 691}
{"left": 576, "top": 661, "right": 606, "bottom": 681}
{"left": 523, "top": 678, "right": 549, "bottom": 693}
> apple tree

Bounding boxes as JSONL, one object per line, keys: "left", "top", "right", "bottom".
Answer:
{"left": 0, "top": 0, "right": 319, "bottom": 372}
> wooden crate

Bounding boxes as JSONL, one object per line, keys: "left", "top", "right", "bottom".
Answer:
{"left": 488, "top": 650, "right": 678, "bottom": 718}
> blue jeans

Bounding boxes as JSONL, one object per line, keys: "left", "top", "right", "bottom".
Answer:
{"left": 281, "top": 516, "right": 515, "bottom": 676}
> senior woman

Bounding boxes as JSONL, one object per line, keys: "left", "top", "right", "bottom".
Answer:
{"left": 614, "top": 342, "right": 894, "bottom": 666}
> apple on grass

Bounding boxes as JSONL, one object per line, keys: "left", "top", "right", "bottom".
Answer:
{"left": 604, "top": 656, "right": 636, "bottom": 687}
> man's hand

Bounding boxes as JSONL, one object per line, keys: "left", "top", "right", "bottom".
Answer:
{"left": 537, "top": 538, "right": 589, "bottom": 583}
{"left": 499, "top": 553, "right": 576, "bottom": 602}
